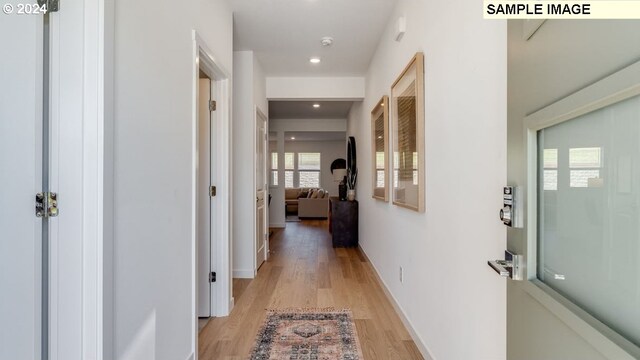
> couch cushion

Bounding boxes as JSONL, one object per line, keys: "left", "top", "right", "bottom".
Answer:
{"left": 285, "top": 188, "right": 300, "bottom": 199}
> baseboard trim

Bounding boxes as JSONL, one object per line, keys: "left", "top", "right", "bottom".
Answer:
{"left": 358, "top": 245, "right": 436, "bottom": 360}
{"left": 233, "top": 269, "right": 256, "bottom": 279}
{"left": 270, "top": 223, "right": 285, "bottom": 228}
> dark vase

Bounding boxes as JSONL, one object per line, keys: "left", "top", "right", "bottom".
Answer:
{"left": 339, "top": 176, "right": 347, "bottom": 201}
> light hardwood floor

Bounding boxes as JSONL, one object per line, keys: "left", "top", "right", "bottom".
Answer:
{"left": 198, "top": 220, "right": 423, "bottom": 360}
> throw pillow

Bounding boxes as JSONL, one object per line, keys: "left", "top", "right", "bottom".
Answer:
{"left": 317, "top": 189, "right": 325, "bottom": 198}
{"left": 310, "top": 190, "right": 319, "bottom": 199}
{"left": 298, "top": 191, "right": 309, "bottom": 199}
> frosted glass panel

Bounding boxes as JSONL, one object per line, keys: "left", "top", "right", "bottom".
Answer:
{"left": 537, "top": 94, "right": 640, "bottom": 347}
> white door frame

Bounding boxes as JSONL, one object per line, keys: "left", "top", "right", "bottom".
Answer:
{"left": 191, "top": 29, "right": 233, "bottom": 356}
{"left": 47, "top": 0, "right": 112, "bottom": 358}
{"left": 520, "top": 60, "right": 640, "bottom": 360}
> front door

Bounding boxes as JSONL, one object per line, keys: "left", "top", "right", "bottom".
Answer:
{"left": 506, "top": 20, "right": 640, "bottom": 359}
{"left": 0, "top": 8, "right": 46, "bottom": 359}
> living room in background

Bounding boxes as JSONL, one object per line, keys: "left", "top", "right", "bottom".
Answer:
{"left": 282, "top": 131, "right": 346, "bottom": 194}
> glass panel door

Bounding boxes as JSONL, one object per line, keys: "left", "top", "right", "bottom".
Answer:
{"left": 537, "top": 94, "right": 640, "bottom": 347}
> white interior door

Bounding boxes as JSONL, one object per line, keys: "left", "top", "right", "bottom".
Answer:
{"left": 507, "top": 20, "right": 640, "bottom": 360}
{"left": 255, "top": 110, "right": 268, "bottom": 269}
{"left": 197, "top": 77, "right": 213, "bottom": 317}
{"left": 0, "top": 9, "right": 44, "bottom": 360}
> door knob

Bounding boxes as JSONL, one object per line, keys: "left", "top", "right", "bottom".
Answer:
{"left": 488, "top": 250, "right": 523, "bottom": 280}
{"left": 489, "top": 260, "right": 511, "bottom": 277}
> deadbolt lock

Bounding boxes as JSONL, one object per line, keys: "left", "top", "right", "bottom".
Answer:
{"left": 500, "top": 186, "right": 522, "bottom": 228}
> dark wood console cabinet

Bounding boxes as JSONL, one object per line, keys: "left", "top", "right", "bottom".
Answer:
{"left": 329, "top": 197, "right": 359, "bottom": 248}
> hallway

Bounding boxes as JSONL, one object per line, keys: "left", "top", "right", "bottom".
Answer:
{"left": 198, "top": 220, "right": 424, "bottom": 359}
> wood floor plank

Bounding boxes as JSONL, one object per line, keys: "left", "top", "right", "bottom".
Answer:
{"left": 403, "top": 340, "right": 425, "bottom": 360}
{"left": 198, "top": 220, "right": 424, "bottom": 360}
{"left": 317, "top": 261, "right": 332, "bottom": 289}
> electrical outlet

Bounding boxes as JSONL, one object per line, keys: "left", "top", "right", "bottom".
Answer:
{"left": 399, "top": 266, "right": 404, "bottom": 283}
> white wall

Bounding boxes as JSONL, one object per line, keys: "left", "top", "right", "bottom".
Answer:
{"left": 254, "top": 56, "right": 268, "bottom": 116}
{"left": 347, "top": 0, "right": 507, "bottom": 359}
{"left": 232, "top": 51, "right": 267, "bottom": 279}
{"left": 270, "top": 118, "right": 347, "bottom": 132}
{"left": 269, "top": 131, "right": 286, "bottom": 228}
{"left": 267, "top": 77, "right": 365, "bottom": 100}
{"left": 112, "top": 1, "right": 232, "bottom": 359}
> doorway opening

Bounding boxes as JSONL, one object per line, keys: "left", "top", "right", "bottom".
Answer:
{"left": 192, "top": 31, "right": 233, "bottom": 357}
{"left": 196, "top": 69, "right": 215, "bottom": 332}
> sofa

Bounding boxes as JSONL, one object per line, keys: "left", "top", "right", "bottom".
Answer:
{"left": 285, "top": 188, "right": 330, "bottom": 218}
{"left": 299, "top": 196, "right": 329, "bottom": 218}
{"left": 285, "top": 188, "right": 303, "bottom": 214}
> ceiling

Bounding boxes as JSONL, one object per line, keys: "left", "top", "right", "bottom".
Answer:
{"left": 269, "top": 101, "right": 353, "bottom": 119}
{"left": 228, "top": 0, "right": 398, "bottom": 76}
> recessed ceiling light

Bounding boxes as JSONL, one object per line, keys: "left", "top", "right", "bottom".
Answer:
{"left": 313, "top": 104, "right": 320, "bottom": 108}
{"left": 291, "top": 137, "right": 296, "bottom": 140}
{"left": 377, "top": 136, "right": 383, "bottom": 139}
{"left": 309, "top": 57, "right": 321, "bottom": 64}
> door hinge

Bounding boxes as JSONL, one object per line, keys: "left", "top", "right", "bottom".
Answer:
{"left": 37, "top": 0, "right": 59, "bottom": 12}
{"left": 209, "top": 100, "right": 217, "bottom": 112}
{"left": 209, "top": 272, "right": 216, "bottom": 283}
{"left": 209, "top": 186, "right": 217, "bottom": 197}
{"left": 36, "top": 192, "right": 58, "bottom": 218}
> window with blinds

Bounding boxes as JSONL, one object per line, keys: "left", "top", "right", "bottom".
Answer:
{"left": 284, "top": 152, "right": 295, "bottom": 188}
{"left": 270, "top": 152, "right": 278, "bottom": 186}
{"left": 298, "top": 153, "right": 321, "bottom": 188}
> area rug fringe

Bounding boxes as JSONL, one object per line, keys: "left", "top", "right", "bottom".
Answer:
{"left": 264, "top": 307, "right": 353, "bottom": 314}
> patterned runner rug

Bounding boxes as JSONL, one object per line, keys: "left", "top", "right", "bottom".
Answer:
{"left": 248, "top": 308, "right": 364, "bottom": 360}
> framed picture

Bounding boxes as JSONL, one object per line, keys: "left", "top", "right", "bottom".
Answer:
{"left": 391, "top": 52, "right": 425, "bottom": 212}
{"left": 371, "top": 96, "right": 389, "bottom": 201}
